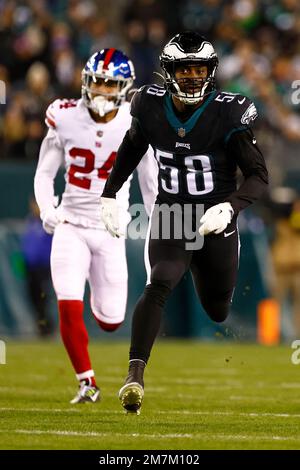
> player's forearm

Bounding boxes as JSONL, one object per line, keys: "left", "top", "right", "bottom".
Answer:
{"left": 226, "top": 173, "right": 268, "bottom": 214}
{"left": 34, "top": 172, "right": 56, "bottom": 215}
{"left": 34, "top": 130, "right": 63, "bottom": 214}
{"left": 102, "top": 129, "right": 148, "bottom": 198}
{"left": 226, "top": 129, "right": 268, "bottom": 214}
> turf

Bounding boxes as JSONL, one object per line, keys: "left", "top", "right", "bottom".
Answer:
{"left": 0, "top": 340, "right": 300, "bottom": 450}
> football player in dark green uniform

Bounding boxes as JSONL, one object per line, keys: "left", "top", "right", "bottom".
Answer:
{"left": 101, "top": 31, "right": 268, "bottom": 414}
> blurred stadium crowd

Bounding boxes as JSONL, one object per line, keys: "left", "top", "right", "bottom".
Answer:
{"left": 0, "top": 0, "right": 300, "bottom": 338}
{"left": 0, "top": 0, "right": 300, "bottom": 178}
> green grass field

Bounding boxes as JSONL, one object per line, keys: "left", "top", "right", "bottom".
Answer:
{"left": 0, "top": 340, "right": 300, "bottom": 450}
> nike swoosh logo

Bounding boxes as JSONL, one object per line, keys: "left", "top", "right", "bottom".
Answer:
{"left": 238, "top": 97, "right": 246, "bottom": 104}
{"left": 224, "top": 230, "right": 236, "bottom": 238}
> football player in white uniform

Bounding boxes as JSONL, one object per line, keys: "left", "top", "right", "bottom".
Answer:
{"left": 34, "top": 49, "right": 158, "bottom": 404}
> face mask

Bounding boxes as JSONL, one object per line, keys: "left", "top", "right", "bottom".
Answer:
{"left": 92, "top": 95, "right": 115, "bottom": 117}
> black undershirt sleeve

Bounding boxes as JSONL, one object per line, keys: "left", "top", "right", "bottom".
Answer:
{"left": 101, "top": 117, "right": 149, "bottom": 198}
{"left": 225, "top": 128, "right": 269, "bottom": 214}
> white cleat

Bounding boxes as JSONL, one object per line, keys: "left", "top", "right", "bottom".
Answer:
{"left": 70, "top": 384, "right": 100, "bottom": 404}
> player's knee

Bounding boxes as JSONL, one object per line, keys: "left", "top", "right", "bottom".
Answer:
{"left": 201, "top": 297, "right": 231, "bottom": 323}
{"left": 151, "top": 261, "right": 185, "bottom": 291}
{"left": 144, "top": 281, "right": 172, "bottom": 306}
{"left": 93, "top": 315, "right": 123, "bottom": 332}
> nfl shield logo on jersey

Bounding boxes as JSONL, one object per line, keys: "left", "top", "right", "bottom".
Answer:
{"left": 178, "top": 127, "right": 186, "bottom": 138}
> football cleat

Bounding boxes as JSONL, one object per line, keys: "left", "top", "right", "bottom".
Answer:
{"left": 119, "top": 382, "right": 144, "bottom": 415}
{"left": 70, "top": 384, "right": 100, "bottom": 404}
{"left": 119, "top": 359, "right": 145, "bottom": 414}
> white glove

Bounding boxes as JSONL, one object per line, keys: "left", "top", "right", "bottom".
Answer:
{"left": 199, "top": 202, "right": 234, "bottom": 236}
{"left": 100, "top": 197, "right": 124, "bottom": 238}
{"left": 41, "top": 207, "right": 63, "bottom": 234}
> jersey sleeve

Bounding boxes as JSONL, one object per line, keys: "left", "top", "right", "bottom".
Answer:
{"left": 225, "top": 95, "right": 258, "bottom": 144}
{"left": 34, "top": 128, "right": 64, "bottom": 216}
{"left": 225, "top": 128, "right": 268, "bottom": 214}
{"left": 102, "top": 117, "right": 149, "bottom": 199}
{"left": 130, "top": 86, "right": 146, "bottom": 120}
{"left": 45, "top": 99, "right": 61, "bottom": 130}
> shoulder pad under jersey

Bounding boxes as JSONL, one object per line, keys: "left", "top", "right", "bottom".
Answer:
{"left": 45, "top": 98, "right": 78, "bottom": 130}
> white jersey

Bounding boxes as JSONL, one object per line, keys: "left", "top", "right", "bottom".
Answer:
{"left": 34, "top": 98, "right": 158, "bottom": 229}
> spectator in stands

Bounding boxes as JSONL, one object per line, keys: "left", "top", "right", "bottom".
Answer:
{"left": 271, "top": 191, "right": 300, "bottom": 338}
{"left": 20, "top": 198, "right": 55, "bottom": 337}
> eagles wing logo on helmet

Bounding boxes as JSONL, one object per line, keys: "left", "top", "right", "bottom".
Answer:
{"left": 162, "top": 38, "right": 216, "bottom": 62}
{"left": 241, "top": 103, "right": 258, "bottom": 125}
{"left": 159, "top": 31, "right": 219, "bottom": 105}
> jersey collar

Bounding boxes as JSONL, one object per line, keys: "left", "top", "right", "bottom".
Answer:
{"left": 164, "top": 91, "right": 217, "bottom": 137}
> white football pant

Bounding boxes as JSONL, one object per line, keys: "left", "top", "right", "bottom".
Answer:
{"left": 51, "top": 223, "right": 128, "bottom": 325}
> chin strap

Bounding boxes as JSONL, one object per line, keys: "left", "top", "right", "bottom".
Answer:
{"left": 92, "top": 96, "right": 116, "bottom": 117}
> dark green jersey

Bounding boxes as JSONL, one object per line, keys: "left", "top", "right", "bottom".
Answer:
{"left": 103, "top": 84, "right": 268, "bottom": 214}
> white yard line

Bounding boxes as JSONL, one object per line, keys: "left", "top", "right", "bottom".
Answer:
{"left": 159, "top": 378, "right": 243, "bottom": 385}
{"left": 280, "top": 383, "right": 300, "bottom": 388}
{"left": 229, "top": 395, "right": 282, "bottom": 402}
{"left": 0, "top": 429, "right": 299, "bottom": 442}
{"left": 179, "top": 368, "right": 238, "bottom": 375}
{"left": 0, "top": 406, "right": 109, "bottom": 413}
{"left": 159, "top": 410, "right": 300, "bottom": 419}
{"left": 1, "top": 407, "right": 300, "bottom": 420}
